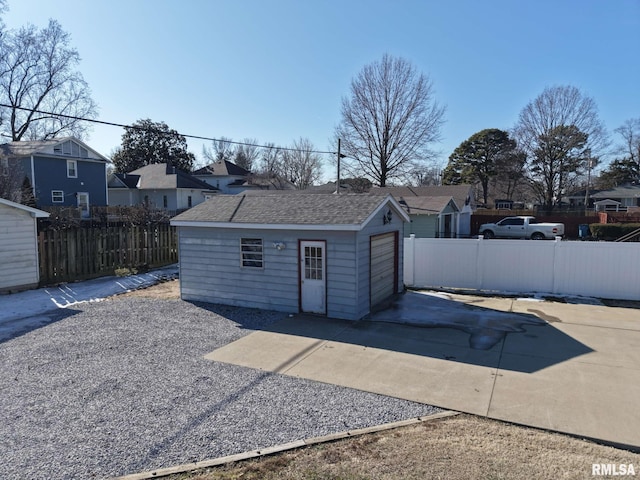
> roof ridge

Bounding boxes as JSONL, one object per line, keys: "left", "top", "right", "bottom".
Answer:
{"left": 228, "top": 194, "right": 246, "bottom": 222}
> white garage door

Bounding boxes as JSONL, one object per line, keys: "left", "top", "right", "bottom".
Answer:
{"left": 370, "top": 232, "right": 397, "bottom": 309}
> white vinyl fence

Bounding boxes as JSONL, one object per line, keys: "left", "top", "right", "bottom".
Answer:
{"left": 404, "top": 236, "right": 640, "bottom": 301}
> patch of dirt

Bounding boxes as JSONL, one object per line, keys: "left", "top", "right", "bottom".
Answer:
{"left": 118, "top": 278, "right": 180, "bottom": 299}
{"left": 169, "top": 414, "right": 639, "bottom": 480}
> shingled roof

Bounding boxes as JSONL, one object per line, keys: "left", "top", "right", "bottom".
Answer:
{"left": 0, "top": 137, "right": 108, "bottom": 161}
{"left": 192, "top": 160, "right": 250, "bottom": 177}
{"left": 171, "top": 193, "right": 409, "bottom": 229}
{"left": 126, "top": 164, "right": 216, "bottom": 190}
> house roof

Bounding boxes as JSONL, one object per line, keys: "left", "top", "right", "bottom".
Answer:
{"left": 395, "top": 195, "right": 458, "bottom": 215}
{"left": 125, "top": 164, "right": 217, "bottom": 191}
{"left": 192, "top": 160, "right": 250, "bottom": 177}
{"left": 171, "top": 193, "right": 410, "bottom": 230}
{"left": 591, "top": 185, "right": 640, "bottom": 199}
{"left": 240, "top": 185, "right": 460, "bottom": 215}
{"left": 368, "top": 185, "right": 474, "bottom": 210}
{"left": 0, "top": 198, "right": 50, "bottom": 217}
{"left": 0, "top": 137, "right": 108, "bottom": 162}
{"left": 108, "top": 173, "right": 141, "bottom": 189}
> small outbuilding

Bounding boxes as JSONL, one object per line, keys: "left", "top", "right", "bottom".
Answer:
{"left": 171, "top": 193, "right": 410, "bottom": 320}
{"left": 0, "top": 198, "right": 50, "bottom": 292}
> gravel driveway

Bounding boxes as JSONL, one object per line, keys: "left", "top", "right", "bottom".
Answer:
{"left": 0, "top": 296, "right": 440, "bottom": 479}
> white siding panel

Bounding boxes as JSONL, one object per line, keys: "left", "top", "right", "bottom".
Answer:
{"left": 0, "top": 204, "right": 40, "bottom": 291}
{"left": 405, "top": 237, "right": 640, "bottom": 301}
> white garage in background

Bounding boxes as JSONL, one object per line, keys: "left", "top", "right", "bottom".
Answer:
{"left": 0, "top": 198, "right": 50, "bottom": 292}
{"left": 171, "top": 193, "right": 409, "bottom": 320}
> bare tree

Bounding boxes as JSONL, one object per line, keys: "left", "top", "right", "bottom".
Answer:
{"left": 280, "top": 138, "right": 323, "bottom": 189}
{"left": 514, "top": 85, "right": 607, "bottom": 212}
{"left": 258, "top": 142, "right": 283, "bottom": 175}
{"left": 202, "top": 136, "right": 235, "bottom": 163}
{"left": 0, "top": 156, "right": 28, "bottom": 202}
{"left": 0, "top": 19, "right": 98, "bottom": 141}
{"left": 614, "top": 118, "right": 640, "bottom": 167}
{"left": 233, "top": 138, "right": 260, "bottom": 171}
{"left": 335, "top": 54, "right": 445, "bottom": 186}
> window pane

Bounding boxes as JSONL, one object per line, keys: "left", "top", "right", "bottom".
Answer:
{"left": 241, "top": 238, "right": 263, "bottom": 268}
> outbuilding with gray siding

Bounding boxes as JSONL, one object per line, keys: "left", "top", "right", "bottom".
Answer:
{"left": 171, "top": 193, "right": 409, "bottom": 320}
{"left": 0, "top": 198, "right": 50, "bottom": 292}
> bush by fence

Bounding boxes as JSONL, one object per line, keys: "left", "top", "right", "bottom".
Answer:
{"left": 38, "top": 224, "right": 178, "bottom": 285}
{"left": 589, "top": 223, "right": 640, "bottom": 241}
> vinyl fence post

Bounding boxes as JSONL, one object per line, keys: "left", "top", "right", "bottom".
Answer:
{"left": 406, "top": 234, "right": 416, "bottom": 287}
{"left": 476, "top": 235, "right": 485, "bottom": 290}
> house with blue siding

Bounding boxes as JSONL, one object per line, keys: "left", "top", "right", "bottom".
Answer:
{"left": 171, "top": 193, "right": 410, "bottom": 320}
{"left": 0, "top": 137, "right": 109, "bottom": 217}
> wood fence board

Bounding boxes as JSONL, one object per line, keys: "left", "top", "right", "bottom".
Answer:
{"left": 38, "top": 224, "right": 177, "bottom": 285}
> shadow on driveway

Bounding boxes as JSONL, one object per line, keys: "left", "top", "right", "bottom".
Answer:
{"left": 202, "top": 291, "right": 594, "bottom": 374}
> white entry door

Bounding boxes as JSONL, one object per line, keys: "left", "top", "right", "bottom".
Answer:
{"left": 300, "top": 241, "right": 326, "bottom": 314}
{"left": 77, "top": 192, "right": 90, "bottom": 218}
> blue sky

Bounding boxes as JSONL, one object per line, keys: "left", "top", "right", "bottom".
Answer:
{"left": 3, "top": 0, "right": 639, "bottom": 178}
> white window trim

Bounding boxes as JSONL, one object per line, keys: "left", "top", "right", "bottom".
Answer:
{"left": 52, "top": 190, "right": 64, "bottom": 203}
{"left": 67, "top": 160, "right": 78, "bottom": 178}
{"left": 240, "top": 237, "right": 264, "bottom": 269}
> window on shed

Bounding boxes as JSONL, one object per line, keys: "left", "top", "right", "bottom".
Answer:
{"left": 67, "top": 160, "right": 77, "bottom": 178}
{"left": 240, "top": 238, "right": 263, "bottom": 268}
{"left": 52, "top": 190, "right": 64, "bottom": 203}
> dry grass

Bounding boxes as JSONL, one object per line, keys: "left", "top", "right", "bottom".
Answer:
{"left": 118, "top": 278, "right": 181, "bottom": 299}
{"left": 123, "top": 280, "right": 639, "bottom": 480}
{"left": 169, "top": 415, "right": 639, "bottom": 480}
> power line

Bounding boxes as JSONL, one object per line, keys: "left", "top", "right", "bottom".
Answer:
{"left": 0, "top": 103, "right": 339, "bottom": 156}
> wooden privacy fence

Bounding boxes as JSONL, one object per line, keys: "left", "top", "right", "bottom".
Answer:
{"left": 38, "top": 224, "right": 178, "bottom": 285}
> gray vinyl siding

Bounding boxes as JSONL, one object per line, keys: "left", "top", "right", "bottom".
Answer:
{"left": 177, "top": 226, "right": 361, "bottom": 319}
{"left": 324, "top": 231, "right": 358, "bottom": 319}
{"left": 0, "top": 204, "right": 40, "bottom": 292}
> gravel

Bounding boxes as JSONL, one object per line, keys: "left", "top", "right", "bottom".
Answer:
{"left": 0, "top": 297, "right": 441, "bottom": 479}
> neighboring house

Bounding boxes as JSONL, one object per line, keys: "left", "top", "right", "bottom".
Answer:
{"left": 108, "top": 163, "right": 217, "bottom": 211}
{"left": 0, "top": 137, "right": 109, "bottom": 217}
{"left": 193, "top": 160, "right": 296, "bottom": 193}
{"left": 0, "top": 198, "right": 49, "bottom": 292}
{"left": 368, "top": 185, "right": 476, "bottom": 238}
{"left": 192, "top": 160, "right": 250, "bottom": 193}
{"left": 565, "top": 189, "right": 602, "bottom": 209}
{"left": 591, "top": 185, "right": 640, "bottom": 210}
{"left": 171, "top": 193, "right": 410, "bottom": 320}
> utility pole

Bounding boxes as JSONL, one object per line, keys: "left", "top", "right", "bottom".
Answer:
{"left": 336, "top": 138, "right": 341, "bottom": 194}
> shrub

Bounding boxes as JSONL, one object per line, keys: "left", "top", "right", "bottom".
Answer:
{"left": 589, "top": 223, "right": 640, "bottom": 240}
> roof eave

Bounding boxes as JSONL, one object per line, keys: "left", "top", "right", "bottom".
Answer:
{"left": 169, "top": 220, "right": 362, "bottom": 231}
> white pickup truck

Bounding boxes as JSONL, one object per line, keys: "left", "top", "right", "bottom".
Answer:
{"left": 479, "top": 216, "right": 565, "bottom": 240}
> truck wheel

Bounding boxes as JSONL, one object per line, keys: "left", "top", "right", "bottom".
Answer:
{"left": 482, "top": 230, "right": 494, "bottom": 239}
{"left": 531, "top": 232, "right": 545, "bottom": 240}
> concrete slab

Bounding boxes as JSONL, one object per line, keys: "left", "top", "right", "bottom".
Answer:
{"left": 204, "top": 290, "right": 640, "bottom": 448}
{"left": 512, "top": 300, "right": 640, "bottom": 330}
{"left": 489, "top": 359, "right": 640, "bottom": 447}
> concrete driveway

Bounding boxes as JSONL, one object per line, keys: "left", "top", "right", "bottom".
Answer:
{"left": 207, "top": 290, "right": 640, "bottom": 449}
